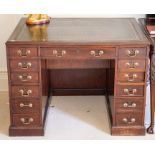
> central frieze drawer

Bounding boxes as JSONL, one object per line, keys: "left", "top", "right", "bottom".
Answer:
{"left": 40, "top": 47, "right": 116, "bottom": 59}
{"left": 11, "top": 86, "right": 40, "bottom": 98}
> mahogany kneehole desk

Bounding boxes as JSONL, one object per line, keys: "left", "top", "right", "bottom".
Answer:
{"left": 6, "top": 18, "right": 150, "bottom": 136}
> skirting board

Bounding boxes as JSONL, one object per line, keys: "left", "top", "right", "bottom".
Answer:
{"left": 0, "top": 67, "right": 8, "bottom": 91}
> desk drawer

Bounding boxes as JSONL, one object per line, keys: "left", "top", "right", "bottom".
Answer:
{"left": 11, "top": 86, "right": 40, "bottom": 98}
{"left": 10, "top": 99, "right": 40, "bottom": 113}
{"left": 115, "top": 98, "right": 144, "bottom": 112}
{"left": 8, "top": 47, "right": 38, "bottom": 58}
{"left": 117, "top": 72, "right": 145, "bottom": 83}
{"left": 118, "top": 60, "right": 146, "bottom": 71}
{"left": 10, "top": 72, "right": 39, "bottom": 83}
{"left": 116, "top": 85, "right": 144, "bottom": 97}
{"left": 40, "top": 47, "right": 116, "bottom": 59}
{"left": 12, "top": 114, "right": 41, "bottom": 127}
{"left": 9, "top": 59, "right": 39, "bottom": 71}
{"left": 118, "top": 47, "right": 147, "bottom": 58}
{"left": 116, "top": 113, "right": 143, "bottom": 126}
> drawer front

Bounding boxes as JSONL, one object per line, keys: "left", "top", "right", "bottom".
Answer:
{"left": 8, "top": 47, "right": 38, "bottom": 58}
{"left": 11, "top": 86, "right": 39, "bottom": 98}
{"left": 10, "top": 99, "right": 40, "bottom": 113}
{"left": 117, "top": 72, "right": 145, "bottom": 83}
{"left": 118, "top": 60, "right": 145, "bottom": 71}
{"left": 118, "top": 48, "right": 146, "bottom": 58}
{"left": 40, "top": 47, "right": 116, "bottom": 59}
{"left": 115, "top": 98, "right": 144, "bottom": 112}
{"left": 10, "top": 59, "right": 39, "bottom": 71}
{"left": 116, "top": 85, "right": 144, "bottom": 97}
{"left": 12, "top": 114, "right": 41, "bottom": 127}
{"left": 40, "top": 47, "right": 76, "bottom": 58}
{"left": 11, "top": 72, "right": 39, "bottom": 83}
{"left": 116, "top": 113, "right": 143, "bottom": 126}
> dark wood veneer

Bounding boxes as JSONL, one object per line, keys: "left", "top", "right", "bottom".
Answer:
{"left": 6, "top": 18, "right": 150, "bottom": 136}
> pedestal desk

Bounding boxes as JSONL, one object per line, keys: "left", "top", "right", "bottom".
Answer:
{"left": 6, "top": 18, "right": 150, "bottom": 136}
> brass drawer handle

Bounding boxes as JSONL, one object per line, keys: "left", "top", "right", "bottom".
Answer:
{"left": 127, "top": 49, "right": 139, "bottom": 57}
{"left": 20, "top": 102, "right": 33, "bottom": 108}
{"left": 19, "top": 89, "right": 32, "bottom": 97}
{"left": 90, "top": 50, "right": 104, "bottom": 57}
{"left": 18, "top": 74, "right": 32, "bottom": 81}
{"left": 17, "top": 49, "right": 31, "bottom": 57}
{"left": 53, "top": 50, "right": 66, "bottom": 57}
{"left": 18, "top": 62, "right": 32, "bottom": 69}
{"left": 124, "top": 73, "right": 137, "bottom": 82}
{"left": 123, "top": 88, "right": 137, "bottom": 96}
{"left": 20, "top": 117, "right": 34, "bottom": 125}
{"left": 122, "top": 118, "right": 136, "bottom": 124}
{"left": 123, "top": 102, "right": 136, "bottom": 108}
{"left": 126, "top": 62, "right": 139, "bottom": 69}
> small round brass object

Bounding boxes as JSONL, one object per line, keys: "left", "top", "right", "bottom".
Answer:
{"left": 123, "top": 102, "right": 128, "bottom": 107}
{"left": 20, "top": 117, "right": 34, "bottom": 124}
{"left": 90, "top": 50, "right": 104, "bottom": 57}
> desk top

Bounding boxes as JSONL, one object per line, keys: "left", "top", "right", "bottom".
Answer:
{"left": 7, "top": 18, "right": 149, "bottom": 45}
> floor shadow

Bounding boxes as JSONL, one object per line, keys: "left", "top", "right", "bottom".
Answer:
{"left": 49, "top": 96, "right": 111, "bottom": 135}
{"left": 0, "top": 93, "right": 111, "bottom": 137}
